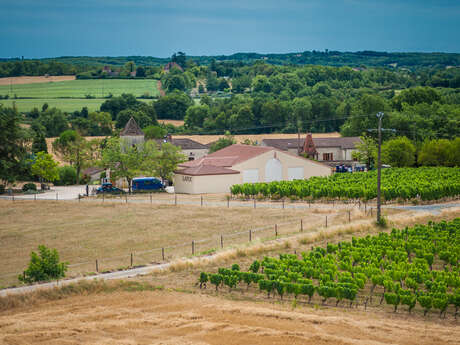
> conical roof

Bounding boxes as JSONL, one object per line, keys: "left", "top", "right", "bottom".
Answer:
{"left": 120, "top": 117, "right": 144, "bottom": 136}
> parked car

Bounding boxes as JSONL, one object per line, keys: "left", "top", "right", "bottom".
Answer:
{"left": 132, "top": 177, "right": 164, "bottom": 192}
{"left": 95, "top": 182, "right": 126, "bottom": 194}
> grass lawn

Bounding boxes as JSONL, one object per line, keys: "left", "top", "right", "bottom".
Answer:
{"left": 0, "top": 200, "right": 326, "bottom": 287}
{"left": 1, "top": 98, "right": 153, "bottom": 113}
{"left": 0, "top": 79, "right": 159, "bottom": 99}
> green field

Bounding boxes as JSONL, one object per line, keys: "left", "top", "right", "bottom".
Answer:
{"left": 0, "top": 98, "right": 153, "bottom": 112}
{"left": 0, "top": 79, "right": 158, "bottom": 112}
{"left": 0, "top": 79, "right": 159, "bottom": 99}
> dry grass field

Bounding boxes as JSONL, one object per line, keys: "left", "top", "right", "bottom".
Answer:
{"left": 1, "top": 288, "right": 458, "bottom": 345}
{"left": 0, "top": 76, "right": 76, "bottom": 85}
{"left": 0, "top": 199, "right": 352, "bottom": 287}
{"left": 0, "top": 208, "right": 458, "bottom": 345}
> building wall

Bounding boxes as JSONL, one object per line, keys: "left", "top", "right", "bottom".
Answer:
{"left": 232, "top": 150, "right": 331, "bottom": 183}
{"left": 173, "top": 173, "right": 240, "bottom": 194}
{"left": 120, "top": 135, "right": 144, "bottom": 151}
{"left": 316, "top": 147, "right": 342, "bottom": 161}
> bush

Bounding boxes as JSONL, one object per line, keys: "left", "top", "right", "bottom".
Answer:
{"left": 0, "top": 185, "right": 5, "bottom": 194}
{"left": 22, "top": 183, "right": 37, "bottom": 192}
{"left": 18, "top": 245, "right": 68, "bottom": 283}
{"left": 55, "top": 166, "right": 77, "bottom": 185}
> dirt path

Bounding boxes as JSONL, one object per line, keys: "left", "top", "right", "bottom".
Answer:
{"left": 0, "top": 290, "right": 458, "bottom": 345}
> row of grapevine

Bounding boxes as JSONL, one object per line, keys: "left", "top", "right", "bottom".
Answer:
{"left": 198, "top": 219, "right": 460, "bottom": 318}
{"left": 230, "top": 167, "right": 460, "bottom": 201}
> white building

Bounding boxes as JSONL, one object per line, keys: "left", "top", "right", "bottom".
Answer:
{"left": 173, "top": 144, "right": 332, "bottom": 194}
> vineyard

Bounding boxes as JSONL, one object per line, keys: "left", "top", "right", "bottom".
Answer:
{"left": 230, "top": 167, "right": 460, "bottom": 202}
{"left": 199, "top": 219, "right": 460, "bottom": 318}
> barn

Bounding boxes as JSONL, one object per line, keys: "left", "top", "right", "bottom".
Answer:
{"left": 173, "top": 144, "right": 332, "bottom": 194}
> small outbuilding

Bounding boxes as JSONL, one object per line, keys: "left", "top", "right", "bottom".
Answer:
{"left": 173, "top": 144, "right": 332, "bottom": 194}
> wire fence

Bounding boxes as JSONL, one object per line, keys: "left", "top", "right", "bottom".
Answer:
{"left": 0, "top": 201, "right": 373, "bottom": 287}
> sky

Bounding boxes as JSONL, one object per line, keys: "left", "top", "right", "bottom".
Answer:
{"left": 1, "top": 0, "right": 459, "bottom": 58}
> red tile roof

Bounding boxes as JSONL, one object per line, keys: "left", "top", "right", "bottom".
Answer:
{"left": 180, "top": 144, "right": 273, "bottom": 168}
{"left": 176, "top": 165, "right": 239, "bottom": 176}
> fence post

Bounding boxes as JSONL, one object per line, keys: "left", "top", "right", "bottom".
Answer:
{"left": 130, "top": 253, "right": 133, "bottom": 267}
{"left": 192, "top": 240, "right": 195, "bottom": 255}
{"left": 96, "top": 259, "right": 99, "bottom": 272}
{"left": 162, "top": 247, "right": 165, "bottom": 261}
{"left": 249, "top": 229, "right": 252, "bottom": 242}
{"left": 227, "top": 198, "right": 230, "bottom": 208}
{"left": 220, "top": 235, "right": 223, "bottom": 248}
{"left": 125, "top": 194, "right": 128, "bottom": 203}
{"left": 56, "top": 193, "right": 58, "bottom": 201}
{"left": 325, "top": 216, "right": 328, "bottom": 228}
{"left": 275, "top": 224, "right": 278, "bottom": 237}
{"left": 103, "top": 192, "right": 105, "bottom": 202}
{"left": 348, "top": 210, "right": 351, "bottom": 222}
{"left": 282, "top": 199, "right": 285, "bottom": 209}
{"left": 175, "top": 194, "right": 177, "bottom": 206}
{"left": 370, "top": 207, "right": 373, "bottom": 217}
{"left": 254, "top": 199, "right": 256, "bottom": 209}
{"left": 300, "top": 219, "right": 303, "bottom": 232}
{"left": 150, "top": 193, "right": 152, "bottom": 204}
{"left": 201, "top": 195, "right": 203, "bottom": 207}
{"left": 34, "top": 194, "right": 37, "bottom": 201}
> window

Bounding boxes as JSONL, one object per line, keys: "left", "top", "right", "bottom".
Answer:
{"left": 322, "top": 153, "right": 333, "bottom": 161}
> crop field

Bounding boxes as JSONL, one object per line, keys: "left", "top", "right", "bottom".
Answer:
{"left": 231, "top": 167, "right": 460, "bottom": 202}
{"left": 0, "top": 78, "right": 158, "bottom": 112}
{"left": 200, "top": 219, "right": 460, "bottom": 319}
{"left": 0, "top": 79, "right": 159, "bottom": 98}
{"left": 1, "top": 97, "right": 153, "bottom": 112}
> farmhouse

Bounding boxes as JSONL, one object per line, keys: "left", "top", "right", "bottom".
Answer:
{"left": 262, "top": 133, "right": 362, "bottom": 167}
{"left": 173, "top": 144, "right": 331, "bottom": 194}
{"left": 156, "top": 135, "right": 209, "bottom": 161}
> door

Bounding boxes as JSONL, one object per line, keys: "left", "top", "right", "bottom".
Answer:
{"left": 288, "top": 167, "right": 304, "bottom": 180}
{"left": 265, "top": 158, "right": 282, "bottom": 182}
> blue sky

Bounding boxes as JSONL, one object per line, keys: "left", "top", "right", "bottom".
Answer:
{"left": 1, "top": 0, "right": 459, "bottom": 58}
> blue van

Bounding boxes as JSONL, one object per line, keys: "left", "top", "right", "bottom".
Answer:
{"left": 132, "top": 177, "right": 164, "bottom": 191}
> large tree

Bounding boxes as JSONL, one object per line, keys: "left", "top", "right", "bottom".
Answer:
{"left": 143, "top": 141, "right": 186, "bottom": 183}
{"left": 30, "top": 151, "right": 59, "bottom": 184}
{"left": 0, "top": 105, "right": 28, "bottom": 183}
{"left": 100, "top": 137, "right": 145, "bottom": 194}
{"left": 52, "top": 130, "right": 95, "bottom": 184}
{"left": 381, "top": 136, "right": 416, "bottom": 167}
{"left": 352, "top": 136, "right": 377, "bottom": 170}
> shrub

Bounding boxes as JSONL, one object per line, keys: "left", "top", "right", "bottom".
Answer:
{"left": 22, "top": 183, "right": 37, "bottom": 192}
{"left": 56, "top": 166, "right": 77, "bottom": 185}
{"left": 19, "top": 245, "right": 68, "bottom": 284}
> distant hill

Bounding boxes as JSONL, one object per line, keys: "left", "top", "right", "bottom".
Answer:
{"left": 1, "top": 51, "right": 460, "bottom": 69}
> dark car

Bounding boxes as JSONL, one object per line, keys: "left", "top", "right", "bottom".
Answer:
{"left": 96, "top": 182, "right": 126, "bottom": 194}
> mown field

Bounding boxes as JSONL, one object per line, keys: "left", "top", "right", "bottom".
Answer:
{"left": 1, "top": 97, "right": 152, "bottom": 112}
{"left": 0, "top": 199, "right": 324, "bottom": 287}
{"left": 0, "top": 78, "right": 158, "bottom": 112}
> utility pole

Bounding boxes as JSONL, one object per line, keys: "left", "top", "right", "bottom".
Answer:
{"left": 376, "top": 112, "right": 384, "bottom": 223}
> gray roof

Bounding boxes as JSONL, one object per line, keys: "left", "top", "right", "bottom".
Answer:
{"left": 156, "top": 138, "right": 209, "bottom": 150}
{"left": 120, "top": 117, "right": 144, "bottom": 136}
{"left": 263, "top": 137, "right": 362, "bottom": 151}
